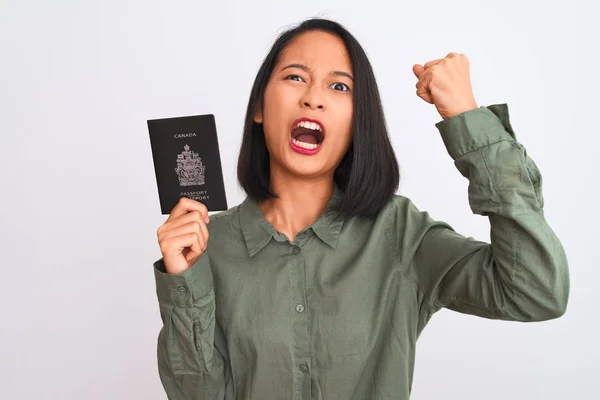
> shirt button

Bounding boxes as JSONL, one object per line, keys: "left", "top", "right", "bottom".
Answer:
{"left": 177, "top": 286, "right": 187, "bottom": 294}
{"left": 292, "top": 247, "right": 300, "bottom": 255}
{"left": 300, "top": 363, "right": 309, "bottom": 373}
{"left": 295, "top": 304, "right": 305, "bottom": 313}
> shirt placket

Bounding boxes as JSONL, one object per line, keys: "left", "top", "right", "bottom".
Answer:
{"left": 288, "top": 236, "right": 312, "bottom": 400}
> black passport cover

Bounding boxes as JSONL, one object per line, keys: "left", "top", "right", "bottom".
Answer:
{"left": 147, "top": 114, "right": 228, "bottom": 214}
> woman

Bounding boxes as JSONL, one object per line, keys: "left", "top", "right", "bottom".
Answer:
{"left": 153, "top": 18, "right": 569, "bottom": 399}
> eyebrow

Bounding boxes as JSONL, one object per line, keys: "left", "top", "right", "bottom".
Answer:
{"left": 279, "top": 63, "right": 354, "bottom": 81}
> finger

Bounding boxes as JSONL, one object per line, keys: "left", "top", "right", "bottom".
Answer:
{"left": 167, "top": 197, "right": 209, "bottom": 223}
{"left": 423, "top": 58, "right": 443, "bottom": 69}
{"left": 185, "top": 233, "right": 204, "bottom": 263}
{"left": 416, "top": 88, "right": 434, "bottom": 104}
{"left": 185, "top": 247, "right": 199, "bottom": 263}
{"left": 159, "top": 210, "right": 207, "bottom": 236}
{"left": 161, "top": 233, "right": 204, "bottom": 260}
{"left": 158, "top": 220, "right": 207, "bottom": 243}
{"left": 445, "top": 52, "right": 461, "bottom": 58}
{"left": 415, "top": 74, "right": 427, "bottom": 90}
{"left": 415, "top": 71, "right": 434, "bottom": 104}
{"left": 412, "top": 64, "right": 425, "bottom": 79}
{"left": 198, "top": 220, "right": 209, "bottom": 252}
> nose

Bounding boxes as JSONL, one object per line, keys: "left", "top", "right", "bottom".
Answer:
{"left": 300, "top": 87, "right": 325, "bottom": 110}
{"left": 304, "top": 101, "right": 324, "bottom": 110}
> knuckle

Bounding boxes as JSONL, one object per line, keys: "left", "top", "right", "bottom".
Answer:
{"left": 159, "top": 239, "right": 168, "bottom": 252}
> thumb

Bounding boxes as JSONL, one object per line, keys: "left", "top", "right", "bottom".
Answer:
{"left": 412, "top": 64, "right": 425, "bottom": 79}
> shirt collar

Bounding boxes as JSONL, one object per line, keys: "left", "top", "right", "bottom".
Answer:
{"left": 239, "top": 185, "right": 345, "bottom": 257}
{"left": 310, "top": 185, "right": 344, "bottom": 248}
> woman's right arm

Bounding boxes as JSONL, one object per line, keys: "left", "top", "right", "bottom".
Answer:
{"left": 153, "top": 198, "right": 229, "bottom": 399}
{"left": 154, "top": 256, "right": 229, "bottom": 399}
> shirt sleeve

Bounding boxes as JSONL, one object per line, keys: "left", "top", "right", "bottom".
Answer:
{"left": 398, "top": 104, "right": 570, "bottom": 322}
{"left": 153, "top": 253, "right": 230, "bottom": 398}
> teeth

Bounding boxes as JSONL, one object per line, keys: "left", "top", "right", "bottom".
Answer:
{"left": 292, "top": 138, "right": 319, "bottom": 150}
{"left": 295, "top": 120, "right": 322, "bottom": 131}
{"left": 291, "top": 120, "right": 323, "bottom": 150}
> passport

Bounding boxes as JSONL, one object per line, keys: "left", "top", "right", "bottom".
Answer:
{"left": 147, "top": 113, "right": 228, "bottom": 214}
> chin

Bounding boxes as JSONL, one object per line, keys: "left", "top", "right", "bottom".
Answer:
{"left": 285, "top": 160, "right": 330, "bottom": 179}
{"left": 290, "top": 166, "right": 327, "bottom": 178}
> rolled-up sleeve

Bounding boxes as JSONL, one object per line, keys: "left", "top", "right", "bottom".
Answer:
{"left": 403, "top": 104, "right": 570, "bottom": 322}
{"left": 154, "top": 254, "right": 229, "bottom": 398}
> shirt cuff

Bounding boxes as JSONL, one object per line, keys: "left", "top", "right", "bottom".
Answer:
{"left": 434, "top": 103, "right": 517, "bottom": 160}
{"left": 153, "top": 254, "right": 213, "bottom": 308}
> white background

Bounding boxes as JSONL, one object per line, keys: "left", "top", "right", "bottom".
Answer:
{"left": 1, "top": 0, "right": 596, "bottom": 399}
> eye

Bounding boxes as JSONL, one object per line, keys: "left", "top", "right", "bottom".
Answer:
{"left": 331, "top": 82, "right": 351, "bottom": 92}
{"left": 285, "top": 74, "right": 305, "bottom": 82}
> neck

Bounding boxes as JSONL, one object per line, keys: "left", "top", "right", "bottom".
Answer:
{"left": 258, "top": 168, "right": 334, "bottom": 243}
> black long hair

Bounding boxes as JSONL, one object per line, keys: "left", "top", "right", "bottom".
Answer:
{"left": 237, "top": 18, "right": 400, "bottom": 218}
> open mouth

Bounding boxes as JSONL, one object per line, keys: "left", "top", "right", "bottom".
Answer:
{"left": 290, "top": 120, "right": 325, "bottom": 150}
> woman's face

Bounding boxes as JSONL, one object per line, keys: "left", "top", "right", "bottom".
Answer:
{"left": 254, "top": 30, "right": 354, "bottom": 181}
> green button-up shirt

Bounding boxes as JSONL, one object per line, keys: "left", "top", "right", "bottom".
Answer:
{"left": 153, "top": 104, "right": 569, "bottom": 399}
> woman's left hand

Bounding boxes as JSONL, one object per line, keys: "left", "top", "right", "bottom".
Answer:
{"left": 413, "top": 52, "right": 479, "bottom": 120}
